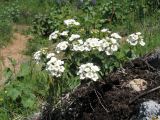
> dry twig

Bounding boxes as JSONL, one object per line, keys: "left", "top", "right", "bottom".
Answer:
{"left": 94, "top": 89, "right": 109, "bottom": 112}
{"left": 129, "top": 85, "right": 160, "bottom": 104}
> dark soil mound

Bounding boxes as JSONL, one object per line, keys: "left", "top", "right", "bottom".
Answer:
{"left": 41, "top": 49, "right": 160, "bottom": 120}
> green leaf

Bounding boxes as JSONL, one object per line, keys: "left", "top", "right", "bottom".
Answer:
{"left": 3, "top": 68, "right": 13, "bottom": 81}
{"left": 7, "top": 88, "right": 21, "bottom": 100}
{"left": 18, "top": 63, "right": 30, "bottom": 77}
{"left": 21, "top": 97, "right": 35, "bottom": 109}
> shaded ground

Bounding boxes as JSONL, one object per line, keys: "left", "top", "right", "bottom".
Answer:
{"left": 41, "top": 49, "right": 160, "bottom": 120}
{"left": 0, "top": 25, "right": 31, "bottom": 86}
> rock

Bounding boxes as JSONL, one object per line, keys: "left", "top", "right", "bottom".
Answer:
{"left": 145, "top": 48, "right": 160, "bottom": 70}
{"left": 127, "top": 79, "right": 148, "bottom": 92}
{"left": 132, "top": 100, "right": 160, "bottom": 120}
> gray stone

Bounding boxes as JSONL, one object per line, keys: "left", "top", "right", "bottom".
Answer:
{"left": 132, "top": 100, "right": 160, "bottom": 120}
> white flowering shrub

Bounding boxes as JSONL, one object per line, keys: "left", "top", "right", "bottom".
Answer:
{"left": 33, "top": 18, "right": 146, "bottom": 104}
{"left": 34, "top": 19, "right": 146, "bottom": 81}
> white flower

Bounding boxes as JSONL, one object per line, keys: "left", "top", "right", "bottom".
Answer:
{"left": 47, "top": 57, "right": 57, "bottom": 65}
{"left": 60, "top": 31, "right": 69, "bottom": 36}
{"left": 77, "top": 63, "right": 100, "bottom": 81}
{"left": 46, "top": 53, "right": 55, "bottom": 59}
{"left": 71, "top": 39, "right": 84, "bottom": 51}
{"left": 105, "top": 47, "right": 114, "bottom": 55}
{"left": 77, "top": 39, "right": 83, "bottom": 44}
{"left": 69, "top": 34, "right": 80, "bottom": 41}
{"left": 139, "top": 40, "right": 145, "bottom": 46}
{"left": 56, "top": 41, "right": 69, "bottom": 53}
{"left": 74, "top": 22, "right": 80, "bottom": 26}
{"left": 101, "top": 28, "right": 109, "bottom": 33}
{"left": 103, "top": 37, "right": 119, "bottom": 55}
{"left": 111, "top": 33, "right": 122, "bottom": 39}
{"left": 33, "top": 51, "right": 42, "bottom": 64}
{"left": 127, "top": 33, "right": 145, "bottom": 46}
{"left": 136, "top": 32, "right": 141, "bottom": 35}
{"left": 72, "top": 44, "right": 84, "bottom": 52}
{"left": 46, "top": 57, "right": 65, "bottom": 77}
{"left": 97, "top": 39, "right": 109, "bottom": 51}
{"left": 49, "top": 31, "right": 59, "bottom": 40}
{"left": 110, "top": 38, "right": 117, "bottom": 44}
{"left": 64, "top": 19, "right": 80, "bottom": 26}
{"left": 111, "top": 44, "right": 118, "bottom": 51}
{"left": 83, "top": 38, "right": 100, "bottom": 50}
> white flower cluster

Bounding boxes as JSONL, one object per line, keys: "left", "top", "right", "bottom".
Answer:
{"left": 77, "top": 63, "right": 100, "bottom": 81}
{"left": 101, "top": 28, "right": 111, "bottom": 33}
{"left": 69, "top": 34, "right": 80, "bottom": 41}
{"left": 70, "top": 36, "right": 120, "bottom": 55}
{"left": 56, "top": 41, "right": 69, "bottom": 53}
{"left": 49, "top": 31, "right": 69, "bottom": 41}
{"left": 46, "top": 53, "right": 65, "bottom": 77}
{"left": 33, "top": 51, "right": 42, "bottom": 64}
{"left": 104, "top": 37, "right": 119, "bottom": 55}
{"left": 127, "top": 32, "right": 145, "bottom": 46}
{"left": 46, "top": 53, "right": 55, "bottom": 59}
{"left": 83, "top": 38, "right": 100, "bottom": 51}
{"left": 60, "top": 31, "right": 69, "bottom": 36}
{"left": 64, "top": 19, "right": 80, "bottom": 26}
{"left": 71, "top": 39, "right": 84, "bottom": 51}
{"left": 111, "top": 33, "right": 122, "bottom": 39}
{"left": 49, "top": 31, "right": 59, "bottom": 40}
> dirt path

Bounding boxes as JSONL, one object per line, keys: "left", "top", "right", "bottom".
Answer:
{"left": 0, "top": 26, "right": 32, "bottom": 86}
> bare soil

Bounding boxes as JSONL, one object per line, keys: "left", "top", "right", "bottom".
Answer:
{"left": 41, "top": 49, "right": 160, "bottom": 120}
{"left": 0, "top": 25, "right": 31, "bottom": 86}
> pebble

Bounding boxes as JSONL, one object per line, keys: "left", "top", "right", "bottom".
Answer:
{"left": 127, "top": 79, "right": 147, "bottom": 92}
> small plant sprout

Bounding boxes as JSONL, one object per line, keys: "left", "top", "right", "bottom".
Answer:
{"left": 77, "top": 63, "right": 100, "bottom": 81}
{"left": 127, "top": 32, "right": 145, "bottom": 46}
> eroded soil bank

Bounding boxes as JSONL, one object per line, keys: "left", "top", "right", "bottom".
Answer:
{"left": 0, "top": 25, "right": 31, "bottom": 86}
{"left": 41, "top": 49, "right": 160, "bottom": 120}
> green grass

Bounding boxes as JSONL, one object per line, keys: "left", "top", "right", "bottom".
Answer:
{"left": 0, "top": 20, "right": 13, "bottom": 48}
{"left": 0, "top": 61, "right": 49, "bottom": 119}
